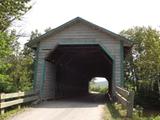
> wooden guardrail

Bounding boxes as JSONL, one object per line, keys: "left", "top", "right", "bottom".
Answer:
{"left": 115, "top": 86, "right": 134, "bottom": 117}
{"left": 0, "top": 91, "right": 39, "bottom": 114}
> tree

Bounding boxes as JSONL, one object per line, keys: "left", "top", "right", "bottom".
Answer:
{"left": 7, "top": 47, "right": 34, "bottom": 91}
{"left": 30, "top": 29, "right": 41, "bottom": 40}
{"left": 0, "top": 0, "right": 31, "bottom": 31}
{"left": 0, "top": 31, "right": 16, "bottom": 92}
{"left": 0, "top": 0, "right": 32, "bottom": 92}
{"left": 44, "top": 27, "right": 52, "bottom": 33}
{"left": 120, "top": 27, "right": 160, "bottom": 107}
{"left": 6, "top": 29, "right": 42, "bottom": 92}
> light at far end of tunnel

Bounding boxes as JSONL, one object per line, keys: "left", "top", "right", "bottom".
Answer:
{"left": 91, "top": 77, "right": 108, "bottom": 87}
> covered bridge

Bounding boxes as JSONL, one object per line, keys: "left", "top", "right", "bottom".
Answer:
{"left": 26, "top": 17, "right": 132, "bottom": 100}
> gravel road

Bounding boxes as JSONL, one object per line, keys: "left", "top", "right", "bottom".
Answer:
{"left": 9, "top": 94, "right": 106, "bottom": 120}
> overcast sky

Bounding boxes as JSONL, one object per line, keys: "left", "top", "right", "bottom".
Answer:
{"left": 14, "top": 0, "right": 160, "bottom": 45}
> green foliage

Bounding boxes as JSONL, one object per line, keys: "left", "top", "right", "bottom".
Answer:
{"left": 44, "top": 27, "right": 52, "bottom": 33}
{"left": 0, "top": 107, "right": 25, "bottom": 120}
{"left": 132, "top": 105, "right": 160, "bottom": 120}
{"left": 0, "top": 0, "right": 31, "bottom": 31}
{"left": 0, "top": 40, "right": 34, "bottom": 92}
{"left": 8, "top": 48, "right": 34, "bottom": 92}
{"left": 120, "top": 27, "right": 160, "bottom": 108}
{"left": 89, "top": 85, "right": 108, "bottom": 93}
{"left": 0, "top": 0, "right": 32, "bottom": 93}
{"left": 30, "top": 29, "right": 41, "bottom": 40}
{"left": 0, "top": 31, "right": 16, "bottom": 92}
{"left": 104, "top": 102, "right": 160, "bottom": 120}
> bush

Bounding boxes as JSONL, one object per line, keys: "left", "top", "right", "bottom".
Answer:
{"left": 89, "top": 85, "right": 108, "bottom": 93}
{"left": 104, "top": 102, "right": 160, "bottom": 120}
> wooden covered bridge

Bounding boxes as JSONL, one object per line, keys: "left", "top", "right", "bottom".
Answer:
{"left": 26, "top": 17, "right": 132, "bottom": 100}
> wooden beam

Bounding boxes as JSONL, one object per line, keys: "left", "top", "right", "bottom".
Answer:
{"left": 115, "top": 91, "right": 128, "bottom": 107}
{"left": 116, "top": 86, "right": 129, "bottom": 98}
{"left": 0, "top": 96, "right": 38, "bottom": 109}
{"left": 115, "top": 86, "right": 134, "bottom": 118}
{"left": 0, "top": 91, "right": 36, "bottom": 100}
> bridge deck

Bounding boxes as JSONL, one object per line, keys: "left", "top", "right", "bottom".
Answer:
{"left": 9, "top": 93, "right": 108, "bottom": 120}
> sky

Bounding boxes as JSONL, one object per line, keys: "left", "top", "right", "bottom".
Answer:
{"left": 94, "top": 77, "right": 107, "bottom": 83}
{"left": 14, "top": 0, "right": 160, "bottom": 45}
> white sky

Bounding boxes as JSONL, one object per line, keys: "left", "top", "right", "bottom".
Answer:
{"left": 14, "top": 0, "right": 160, "bottom": 45}
{"left": 94, "top": 77, "right": 108, "bottom": 83}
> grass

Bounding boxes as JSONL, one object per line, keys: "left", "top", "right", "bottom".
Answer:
{"left": 0, "top": 107, "right": 26, "bottom": 120}
{"left": 103, "top": 102, "right": 126, "bottom": 120}
{"left": 103, "top": 102, "right": 160, "bottom": 120}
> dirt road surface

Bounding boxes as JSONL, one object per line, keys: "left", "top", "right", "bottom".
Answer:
{"left": 9, "top": 94, "right": 106, "bottom": 120}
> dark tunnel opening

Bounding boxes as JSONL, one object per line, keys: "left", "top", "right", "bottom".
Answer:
{"left": 46, "top": 44, "right": 113, "bottom": 99}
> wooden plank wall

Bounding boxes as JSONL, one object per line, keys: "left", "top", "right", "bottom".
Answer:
{"left": 36, "top": 22, "right": 122, "bottom": 99}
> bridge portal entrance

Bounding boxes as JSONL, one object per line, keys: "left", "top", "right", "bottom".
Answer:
{"left": 46, "top": 44, "right": 113, "bottom": 98}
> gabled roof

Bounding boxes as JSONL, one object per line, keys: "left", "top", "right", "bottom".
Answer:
{"left": 26, "top": 17, "right": 132, "bottom": 48}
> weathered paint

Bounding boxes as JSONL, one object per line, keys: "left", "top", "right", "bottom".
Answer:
{"left": 99, "top": 43, "right": 114, "bottom": 60}
{"left": 40, "top": 60, "right": 46, "bottom": 97}
{"left": 33, "top": 47, "right": 39, "bottom": 89}
{"left": 59, "top": 39, "right": 97, "bottom": 45}
{"left": 112, "top": 57, "right": 115, "bottom": 95}
{"left": 120, "top": 41, "right": 124, "bottom": 86}
{"left": 26, "top": 17, "right": 131, "bottom": 47}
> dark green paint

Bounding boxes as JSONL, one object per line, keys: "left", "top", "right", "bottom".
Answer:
{"left": 33, "top": 47, "right": 39, "bottom": 89}
{"left": 120, "top": 41, "right": 124, "bottom": 86}
{"left": 41, "top": 60, "right": 46, "bottom": 96}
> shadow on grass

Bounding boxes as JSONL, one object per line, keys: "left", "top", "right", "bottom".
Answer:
{"left": 106, "top": 102, "right": 124, "bottom": 119}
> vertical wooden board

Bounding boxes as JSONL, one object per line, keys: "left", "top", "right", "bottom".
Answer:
{"left": 0, "top": 93, "right": 5, "bottom": 114}
{"left": 127, "top": 91, "right": 134, "bottom": 117}
{"left": 43, "top": 61, "right": 56, "bottom": 99}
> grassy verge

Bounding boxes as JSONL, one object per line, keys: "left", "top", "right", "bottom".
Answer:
{"left": 103, "top": 102, "right": 126, "bottom": 120}
{"left": 103, "top": 102, "right": 160, "bottom": 120}
{"left": 0, "top": 107, "right": 26, "bottom": 120}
